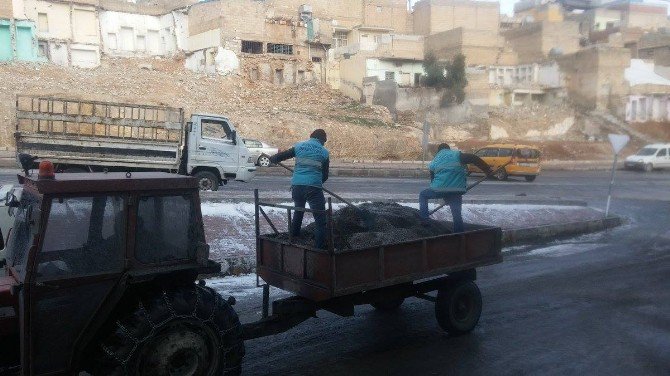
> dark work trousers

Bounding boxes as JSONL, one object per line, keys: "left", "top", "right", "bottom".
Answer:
{"left": 291, "top": 185, "right": 327, "bottom": 249}
{"left": 419, "top": 188, "right": 464, "bottom": 233}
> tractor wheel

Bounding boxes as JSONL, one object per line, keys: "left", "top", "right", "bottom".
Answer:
{"left": 495, "top": 168, "right": 508, "bottom": 181}
{"left": 435, "top": 280, "right": 482, "bottom": 335}
{"left": 90, "top": 285, "right": 244, "bottom": 375}
{"left": 524, "top": 175, "right": 537, "bottom": 182}
{"left": 371, "top": 298, "right": 405, "bottom": 311}
{"left": 194, "top": 171, "right": 220, "bottom": 191}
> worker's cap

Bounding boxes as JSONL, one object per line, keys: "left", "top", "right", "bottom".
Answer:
{"left": 310, "top": 129, "right": 327, "bottom": 144}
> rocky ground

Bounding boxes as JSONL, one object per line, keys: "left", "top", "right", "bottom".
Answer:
{"left": 1, "top": 58, "right": 666, "bottom": 160}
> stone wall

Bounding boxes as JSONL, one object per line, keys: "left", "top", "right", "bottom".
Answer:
{"left": 412, "top": 0, "right": 499, "bottom": 36}
{"left": 0, "top": 0, "right": 12, "bottom": 18}
{"left": 503, "top": 21, "right": 580, "bottom": 64}
{"left": 558, "top": 46, "right": 631, "bottom": 111}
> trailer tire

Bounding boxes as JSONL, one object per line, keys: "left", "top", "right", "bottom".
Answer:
{"left": 194, "top": 171, "right": 220, "bottom": 191}
{"left": 371, "top": 298, "right": 405, "bottom": 311}
{"left": 89, "top": 285, "right": 244, "bottom": 375}
{"left": 435, "top": 280, "right": 482, "bottom": 335}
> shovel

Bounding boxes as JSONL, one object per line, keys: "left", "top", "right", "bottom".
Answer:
{"left": 273, "top": 159, "right": 377, "bottom": 228}
{"left": 429, "top": 161, "right": 513, "bottom": 216}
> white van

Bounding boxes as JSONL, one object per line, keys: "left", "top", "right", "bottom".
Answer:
{"left": 624, "top": 143, "right": 670, "bottom": 171}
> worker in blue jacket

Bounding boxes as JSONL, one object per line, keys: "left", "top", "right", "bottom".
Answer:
{"left": 420, "top": 143, "right": 493, "bottom": 233}
{"left": 270, "top": 129, "right": 330, "bottom": 249}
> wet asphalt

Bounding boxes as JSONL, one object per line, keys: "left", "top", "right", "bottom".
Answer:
{"left": 1, "top": 169, "right": 668, "bottom": 375}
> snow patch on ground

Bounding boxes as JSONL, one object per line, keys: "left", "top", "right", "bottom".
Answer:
{"left": 527, "top": 243, "right": 603, "bottom": 257}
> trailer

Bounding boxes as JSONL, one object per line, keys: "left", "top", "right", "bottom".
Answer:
{"left": 14, "top": 95, "right": 256, "bottom": 190}
{"left": 242, "top": 190, "right": 504, "bottom": 339}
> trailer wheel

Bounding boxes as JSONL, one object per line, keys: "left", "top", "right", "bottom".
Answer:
{"left": 371, "top": 298, "right": 405, "bottom": 311}
{"left": 89, "top": 285, "right": 244, "bottom": 375}
{"left": 194, "top": 171, "right": 220, "bottom": 191}
{"left": 435, "top": 280, "right": 482, "bottom": 335}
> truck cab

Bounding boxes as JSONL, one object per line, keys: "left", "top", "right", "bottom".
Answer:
{"left": 187, "top": 114, "right": 256, "bottom": 190}
{"left": 0, "top": 164, "right": 243, "bottom": 375}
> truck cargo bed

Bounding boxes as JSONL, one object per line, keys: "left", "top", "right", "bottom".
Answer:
{"left": 15, "top": 96, "right": 184, "bottom": 170}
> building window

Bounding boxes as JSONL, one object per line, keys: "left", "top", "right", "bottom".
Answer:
{"left": 242, "top": 40, "right": 263, "bottom": 54}
{"left": 312, "top": 57, "right": 322, "bottom": 63}
{"left": 267, "top": 43, "right": 293, "bottom": 55}
{"left": 414, "top": 73, "right": 421, "bottom": 86}
{"left": 333, "top": 30, "right": 348, "bottom": 48}
{"left": 374, "top": 35, "right": 382, "bottom": 44}
{"left": 38, "top": 13, "right": 49, "bottom": 32}
{"left": 385, "top": 71, "right": 395, "bottom": 81}
{"left": 38, "top": 41, "right": 49, "bottom": 59}
{"left": 377, "top": 5, "right": 382, "bottom": 13}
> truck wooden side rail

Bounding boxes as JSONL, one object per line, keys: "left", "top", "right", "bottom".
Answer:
{"left": 15, "top": 95, "right": 185, "bottom": 170}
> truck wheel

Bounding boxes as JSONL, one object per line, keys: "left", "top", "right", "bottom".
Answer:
{"left": 371, "top": 298, "right": 405, "bottom": 311}
{"left": 194, "top": 171, "right": 220, "bottom": 191}
{"left": 524, "top": 175, "right": 536, "bottom": 182}
{"left": 90, "top": 285, "right": 244, "bottom": 375}
{"left": 257, "top": 155, "right": 271, "bottom": 167}
{"left": 435, "top": 280, "right": 482, "bottom": 335}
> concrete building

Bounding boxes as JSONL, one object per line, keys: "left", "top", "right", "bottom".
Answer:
{"left": 637, "top": 32, "right": 670, "bottom": 66}
{"left": 14, "top": 0, "right": 102, "bottom": 68}
{"left": 339, "top": 53, "right": 424, "bottom": 102}
{"left": 425, "top": 27, "right": 518, "bottom": 66}
{"left": 412, "top": 0, "right": 500, "bottom": 36}
{"left": 99, "top": 9, "right": 188, "bottom": 57}
{"left": 624, "top": 59, "right": 670, "bottom": 123}
{"left": 557, "top": 45, "right": 631, "bottom": 111}
{"left": 515, "top": 2, "right": 565, "bottom": 23}
{"left": 489, "top": 62, "right": 563, "bottom": 105}
{"left": 503, "top": 20, "right": 581, "bottom": 64}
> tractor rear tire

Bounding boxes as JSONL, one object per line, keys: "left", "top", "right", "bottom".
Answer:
{"left": 371, "top": 298, "right": 405, "bottom": 311}
{"left": 435, "top": 280, "right": 482, "bottom": 335}
{"left": 90, "top": 285, "right": 244, "bottom": 375}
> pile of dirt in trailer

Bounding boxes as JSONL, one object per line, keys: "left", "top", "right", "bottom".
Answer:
{"left": 273, "top": 202, "right": 453, "bottom": 250}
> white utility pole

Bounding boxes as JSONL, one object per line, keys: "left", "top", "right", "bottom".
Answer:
{"left": 605, "top": 134, "right": 630, "bottom": 218}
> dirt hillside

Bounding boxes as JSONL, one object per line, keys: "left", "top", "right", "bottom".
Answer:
{"left": 0, "top": 58, "right": 421, "bottom": 160}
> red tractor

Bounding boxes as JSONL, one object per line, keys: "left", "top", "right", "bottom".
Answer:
{"left": 0, "top": 164, "right": 244, "bottom": 375}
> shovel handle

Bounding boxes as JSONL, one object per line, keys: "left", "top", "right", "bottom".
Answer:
{"left": 428, "top": 160, "right": 513, "bottom": 216}
{"left": 272, "top": 158, "right": 359, "bottom": 209}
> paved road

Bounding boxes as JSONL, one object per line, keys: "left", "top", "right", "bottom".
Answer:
{"left": 2, "top": 169, "right": 669, "bottom": 375}
{"left": 202, "top": 169, "right": 668, "bottom": 375}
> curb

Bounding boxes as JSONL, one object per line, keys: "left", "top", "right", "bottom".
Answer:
{"left": 501, "top": 216, "right": 623, "bottom": 246}
{"left": 214, "top": 214, "right": 622, "bottom": 276}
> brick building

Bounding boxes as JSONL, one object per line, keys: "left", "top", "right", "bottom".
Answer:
{"left": 503, "top": 20, "right": 581, "bottom": 64}
{"left": 425, "top": 27, "right": 517, "bottom": 66}
{"left": 557, "top": 45, "right": 631, "bottom": 111}
{"left": 412, "top": 0, "right": 500, "bottom": 36}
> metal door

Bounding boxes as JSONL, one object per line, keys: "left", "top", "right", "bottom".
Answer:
{"left": 191, "top": 116, "right": 239, "bottom": 171}
{"left": 23, "top": 195, "right": 126, "bottom": 374}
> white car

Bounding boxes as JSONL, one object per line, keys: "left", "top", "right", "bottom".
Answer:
{"left": 243, "top": 139, "right": 279, "bottom": 167}
{"left": 624, "top": 143, "right": 670, "bottom": 172}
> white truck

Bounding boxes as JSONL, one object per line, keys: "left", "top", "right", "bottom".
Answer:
{"left": 14, "top": 95, "right": 256, "bottom": 190}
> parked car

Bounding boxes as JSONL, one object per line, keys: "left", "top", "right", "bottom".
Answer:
{"left": 244, "top": 139, "right": 279, "bottom": 167}
{"left": 468, "top": 144, "right": 542, "bottom": 181}
{"left": 624, "top": 143, "right": 670, "bottom": 171}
